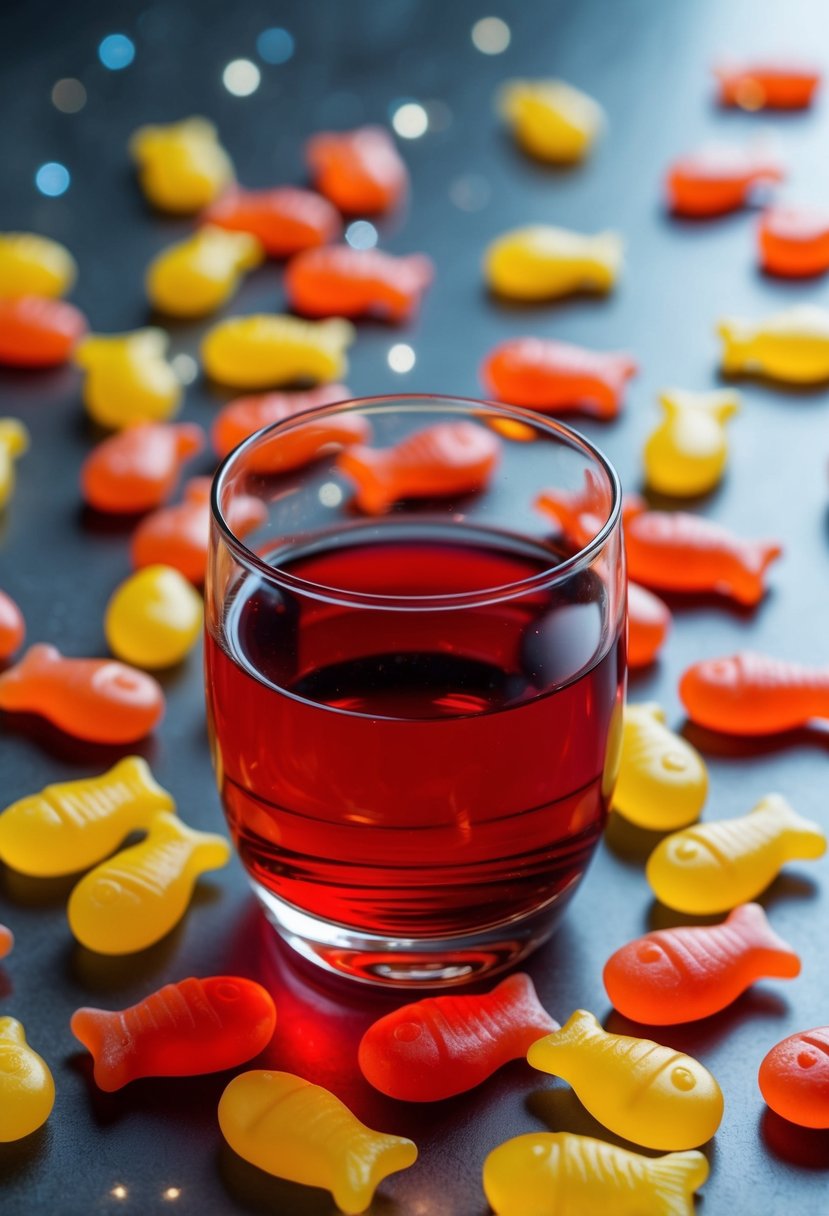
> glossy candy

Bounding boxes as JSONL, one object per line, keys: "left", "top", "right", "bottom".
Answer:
{"left": 483, "top": 1132, "right": 709, "bottom": 1216}
{"left": 81, "top": 422, "right": 204, "bottom": 514}
{"left": 680, "top": 652, "right": 829, "bottom": 734}
{"left": 75, "top": 329, "right": 182, "bottom": 428}
{"left": 67, "top": 810, "right": 230, "bottom": 954}
{"left": 0, "top": 756, "right": 172, "bottom": 877}
{"left": 0, "top": 589, "right": 25, "bottom": 660}
{"left": 0, "top": 232, "right": 76, "bottom": 297}
{"left": 628, "top": 583, "right": 671, "bottom": 668}
{"left": 284, "top": 246, "right": 434, "bottom": 323}
{"left": 760, "top": 1026, "right": 829, "bottom": 1127}
{"left": 758, "top": 207, "right": 829, "bottom": 278}
{"left": 201, "top": 314, "right": 355, "bottom": 389}
{"left": 0, "top": 296, "right": 87, "bottom": 367}
{"left": 130, "top": 117, "right": 234, "bottom": 213}
{"left": 716, "top": 62, "right": 821, "bottom": 110}
{"left": 481, "top": 336, "right": 637, "bottom": 418}
{"left": 337, "top": 421, "right": 501, "bottom": 514}
{"left": 498, "top": 79, "right": 605, "bottom": 163}
{"left": 535, "top": 469, "right": 643, "bottom": 550}
{"left": 719, "top": 304, "right": 829, "bottom": 382}
{"left": 72, "top": 976, "right": 276, "bottom": 1091}
{"left": 358, "top": 973, "right": 557, "bottom": 1101}
{"left": 218, "top": 1070, "right": 418, "bottom": 1214}
{"left": 0, "top": 419, "right": 29, "bottom": 509}
{"left": 0, "top": 925, "right": 11, "bottom": 959}
{"left": 203, "top": 186, "right": 342, "bottom": 257}
{"left": 211, "top": 384, "right": 357, "bottom": 468}
{"left": 666, "top": 144, "right": 783, "bottom": 217}
{"left": 147, "top": 225, "right": 263, "bottom": 317}
{"left": 646, "top": 794, "right": 826, "bottom": 914}
{"left": 105, "top": 565, "right": 203, "bottom": 668}
{"left": 0, "top": 643, "right": 165, "bottom": 744}
{"left": 604, "top": 903, "right": 800, "bottom": 1026}
{"left": 613, "top": 703, "right": 707, "bottom": 831}
{"left": 644, "top": 389, "right": 740, "bottom": 497}
{"left": 306, "top": 125, "right": 408, "bottom": 214}
{"left": 528, "top": 1009, "right": 723, "bottom": 1150}
{"left": 485, "top": 224, "right": 623, "bottom": 300}
{"left": 0, "top": 1017, "right": 55, "bottom": 1142}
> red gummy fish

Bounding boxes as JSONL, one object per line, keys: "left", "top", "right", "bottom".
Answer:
{"left": 71, "top": 976, "right": 276, "bottom": 1091}
{"left": 337, "top": 421, "right": 501, "bottom": 514}
{"left": 0, "top": 295, "right": 87, "bottom": 368}
{"left": 680, "top": 651, "right": 829, "bottom": 735}
{"left": 306, "top": 125, "right": 408, "bottom": 214}
{"left": 284, "top": 246, "right": 434, "bottom": 323}
{"left": 604, "top": 903, "right": 800, "bottom": 1026}
{"left": 760, "top": 1025, "right": 829, "bottom": 1127}
{"left": 628, "top": 581, "right": 671, "bottom": 668}
{"left": 666, "top": 144, "right": 784, "bottom": 217}
{"left": 0, "top": 589, "right": 25, "bottom": 661}
{"left": 0, "top": 643, "right": 164, "bottom": 743}
{"left": 203, "top": 186, "right": 341, "bottom": 257}
{"left": 358, "top": 973, "right": 558, "bottom": 1101}
{"left": 0, "top": 924, "right": 13, "bottom": 960}
{"left": 716, "top": 62, "right": 821, "bottom": 110}
{"left": 481, "top": 337, "right": 637, "bottom": 419}
{"left": 81, "top": 422, "right": 205, "bottom": 513}
{"left": 758, "top": 207, "right": 829, "bottom": 278}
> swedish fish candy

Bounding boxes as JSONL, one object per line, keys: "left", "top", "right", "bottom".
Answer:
{"left": 211, "top": 384, "right": 357, "bottom": 467}
{"left": 680, "top": 652, "right": 829, "bottom": 734}
{"left": 613, "top": 703, "right": 707, "bottom": 831}
{"left": 0, "top": 589, "right": 24, "bottom": 661}
{"left": 0, "top": 419, "right": 29, "bottom": 509}
{"left": 201, "top": 313, "right": 355, "bottom": 389}
{"left": 0, "top": 1017, "right": 55, "bottom": 1142}
{"left": 0, "top": 232, "right": 76, "bottom": 297}
{"left": 203, "top": 186, "right": 341, "bottom": 257}
{"left": 0, "top": 296, "right": 87, "bottom": 368}
{"left": 218, "top": 1070, "right": 417, "bottom": 1214}
{"left": 147, "top": 225, "right": 263, "bottom": 317}
{"left": 485, "top": 224, "right": 623, "bottom": 301}
{"left": 0, "top": 756, "right": 172, "bottom": 877}
{"left": 628, "top": 582, "right": 671, "bottom": 668}
{"left": 75, "top": 329, "right": 182, "bottom": 428}
{"left": 481, "top": 336, "right": 636, "bottom": 418}
{"left": 130, "top": 117, "right": 234, "bottom": 213}
{"left": 0, "top": 925, "right": 11, "bottom": 959}
{"left": 644, "top": 389, "right": 740, "bottom": 497}
{"left": 483, "top": 1132, "right": 709, "bottom": 1216}
{"left": 716, "top": 62, "right": 821, "bottom": 110}
{"left": 666, "top": 144, "right": 783, "bottom": 217}
{"left": 105, "top": 564, "right": 202, "bottom": 668}
{"left": 536, "top": 469, "right": 643, "bottom": 550}
{"left": 284, "top": 246, "right": 434, "bottom": 323}
{"left": 81, "top": 421, "right": 204, "bottom": 514}
{"left": 719, "top": 304, "right": 829, "bottom": 382}
{"left": 498, "top": 79, "right": 605, "bottom": 163}
{"left": 528, "top": 1009, "right": 723, "bottom": 1150}
{"left": 760, "top": 1025, "right": 829, "bottom": 1127}
{"left": 68, "top": 810, "right": 230, "bottom": 954}
{"left": 306, "top": 125, "right": 408, "bottom": 215}
{"left": 646, "top": 794, "right": 826, "bottom": 914}
{"left": 758, "top": 207, "right": 829, "bottom": 278}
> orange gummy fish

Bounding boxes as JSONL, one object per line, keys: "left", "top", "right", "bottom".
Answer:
{"left": 604, "top": 903, "right": 800, "bottom": 1026}
{"left": 71, "top": 976, "right": 276, "bottom": 1091}
{"left": 0, "top": 296, "right": 87, "bottom": 368}
{"left": 680, "top": 651, "right": 829, "bottom": 735}
{"left": 760, "top": 1025, "right": 829, "bottom": 1127}
{"left": 358, "top": 973, "right": 558, "bottom": 1102}
{"left": 212, "top": 386, "right": 368, "bottom": 471}
{"left": 81, "top": 422, "right": 205, "bottom": 514}
{"left": 306, "top": 125, "right": 408, "bottom": 214}
{"left": 203, "top": 186, "right": 341, "bottom": 257}
{"left": 337, "top": 421, "right": 501, "bottom": 514}
{"left": 0, "top": 924, "right": 12, "bottom": 960}
{"left": 758, "top": 207, "right": 829, "bottom": 278}
{"left": 284, "top": 246, "right": 434, "bottom": 323}
{"left": 481, "top": 336, "right": 637, "bottom": 418}
{"left": 0, "top": 589, "right": 25, "bottom": 661}
{"left": 625, "top": 511, "right": 782, "bottom": 606}
{"left": 628, "top": 581, "right": 671, "bottom": 668}
{"left": 0, "top": 643, "right": 164, "bottom": 743}
{"left": 716, "top": 62, "right": 821, "bottom": 110}
{"left": 666, "top": 144, "right": 784, "bottom": 217}
{"left": 536, "top": 469, "right": 644, "bottom": 550}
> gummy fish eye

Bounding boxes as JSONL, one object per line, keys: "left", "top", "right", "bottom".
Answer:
{"left": 797, "top": 1051, "right": 818, "bottom": 1070}
{"left": 214, "top": 982, "right": 241, "bottom": 1002}
{"left": 670, "top": 1066, "right": 696, "bottom": 1091}
{"left": 636, "top": 943, "right": 664, "bottom": 964}
{"left": 90, "top": 878, "right": 124, "bottom": 906}
{"left": 674, "top": 840, "right": 700, "bottom": 861}
{"left": 393, "top": 1021, "right": 422, "bottom": 1043}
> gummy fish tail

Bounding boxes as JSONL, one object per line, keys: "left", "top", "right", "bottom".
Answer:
{"left": 526, "top": 1008, "right": 598, "bottom": 1073}
{"left": 0, "top": 419, "right": 29, "bottom": 458}
{"left": 589, "top": 232, "right": 624, "bottom": 288}
{"left": 109, "top": 756, "right": 176, "bottom": 822}
{"left": 333, "top": 1132, "right": 418, "bottom": 1216}
{"left": 729, "top": 540, "right": 783, "bottom": 605}
{"left": 776, "top": 805, "right": 828, "bottom": 862}
{"left": 0, "top": 643, "right": 57, "bottom": 709}
{"left": 644, "top": 1150, "right": 709, "bottom": 1216}
{"left": 70, "top": 1007, "right": 134, "bottom": 1092}
{"left": 728, "top": 904, "right": 801, "bottom": 978}
{"left": 534, "top": 490, "right": 581, "bottom": 536}
{"left": 188, "top": 826, "right": 232, "bottom": 875}
{"left": 491, "top": 973, "right": 560, "bottom": 1051}
{"left": 337, "top": 446, "right": 393, "bottom": 514}
{"left": 716, "top": 322, "right": 752, "bottom": 374}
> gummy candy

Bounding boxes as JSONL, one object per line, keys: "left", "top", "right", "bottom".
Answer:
{"left": 72, "top": 976, "right": 276, "bottom": 1091}
{"left": 613, "top": 703, "right": 707, "bottom": 831}
{"left": 0, "top": 924, "right": 11, "bottom": 959}
{"left": 0, "top": 296, "right": 87, "bottom": 367}
{"left": 130, "top": 117, "right": 234, "bottom": 214}
{"left": 146, "top": 225, "right": 263, "bottom": 317}
{"left": 498, "top": 79, "right": 605, "bottom": 163}
{"left": 203, "top": 186, "right": 342, "bottom": 257}
{"left": 0, "top": 1017, "right": 55, "bottom": 1142}
{"left": 67, "top": 810, "right": 230, "bottom": 954}
{"left": 0, "top": 756, "right": 172, "bottom": 877}
{"left": 0, "top": 588, "right": 25, "bottom": 661}
{"left": 483, "top": 1132, "right": 709, "bottom": 1216}
{"left": 604, "top": 903, "right": 800, "bottom": 1026}
{"left": 715, "top": 62, "right": 821, "bottom": 110}
{"left": 484, "top": 224, "right": 623, "bottom": 301}
{"left": 646, "top": 794, "right": 826, "bottom": 914}
{"left": 284, "top": 245, "right": 434, "bottom": 323}
{"left": 644, "top": 389, "right": 740, "bottom": 497}
{"left": 81, "top": 421, "right": 205, "bottom": 514}
{"left": 211, "top": 385, "right": 360, "bottom": 469}
{"left": 0, "top": 232, "right": 76, "bottom": 297}
{"left": 105, "top": 565, "right": 203, "bottom": 668}
{"left": 218, "top": 1070, "right": 418, "bottom": 1215}
{"left": 760, "top": 1025, "right": 829, "bottom": 1127}
{"left": 666, "top": 144, "right": 783, "bottom": 217}
{"left": 535, "top": 470, "right": 643, "bottom": 550}
{"left": 75, "top": 329, "right": 182, "bottom": 428}
{"left": 679, "top": 651, "right": 829, "bottom": 734}
{"left": 481, "top": 336, "right": 637, "bottom": 418}
{"left": 626, "top": 511, "right": 782, "bottom": 606}
{"left": 0, "top": 418, "right": 29, "bottom": 510}
{"left": 337, "top": 421, "right": 501, "bottom": 514}
{"left": 201, "top": 314, "right": 355, "bottom": 389}
{"left": 627, "top": 582, "right": 671, "bottom": 668}
{"left": 758, "top": 207, "right": 829, "bottom": 278}
{"left": 132, "top": 477, "right": 266, "bottom": 584}
{"left": 528, "top": 1009, "right": 723, "bottom": 1150}
{"left": 0, "top": 643, "right": 165, "bottom": 744}
{"left": 719, "top": 304, "right": 829, "bottom": 382}
{"left": 358, "top": 973, "right": 557, "bottom": 1101}
{"left": 306, "top": 125, "right": 408, "bottom": 215}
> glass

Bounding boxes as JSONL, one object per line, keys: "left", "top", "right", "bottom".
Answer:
{"left": 206, "top": 396, "right": 626, "bottom": 987}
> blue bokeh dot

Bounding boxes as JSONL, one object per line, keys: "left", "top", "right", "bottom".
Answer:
{"left": 256, "top": 27, "right": 294, "bottom": 65}
{"left": 98, "top": 33, "right": 135, "bottom": 70}
{"left": 35, "top": 162, "right": 71, "bottom": 197}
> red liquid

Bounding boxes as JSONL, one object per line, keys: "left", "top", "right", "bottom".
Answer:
{"left": 205, "top": 530, "right": 624, "bottom": 937}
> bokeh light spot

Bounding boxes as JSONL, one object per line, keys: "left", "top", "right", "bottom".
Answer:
{"left": 98, "top": 34, "right": 135, "bottom": 70}
{"left": 35, "top": 162, "right": 70, "bottom": 197}
{"left": 223, "top": 59, "right": 261, "bottom": 96}
{"left": 471, "top": 17, "right": 511, "bottom": 54}
{"left": 257, "top": 28, "right": 295, "bottom": 64}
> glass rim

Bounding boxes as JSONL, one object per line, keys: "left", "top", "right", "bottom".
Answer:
{"left": 210, "top": 393, "right": 622, "bottom": 610}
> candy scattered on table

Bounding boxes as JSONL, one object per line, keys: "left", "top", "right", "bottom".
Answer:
{"left": 534, "top": 468, "right": 621, "bottom": 548}
{"left": 210, "top": 384, "right": 356, "bottom": 465}
{"left": 758, "top": 206, "right": 829, "bottom": 278}
{"left": 0, "top": 296, "right": 87, "bottom": 368}
{"left": 484, "top": 224, "right": 623, "bottom": 300}
{"left": 715, "top": 61, "right": 821, "bottom": 110}
{"left": 130, "top": 116, "right": 234, "bottom": 213}
{"left": 0, "top": 924, "right": 12, "bottom": 960}
{"left": 613, "top": 702, "right": 707, "bottom": 831}
{"left": 666, "top": 144, "right": 784, "bottom": 217}
{"left": 0, "top": 1017, "right": 55, "bottom": 1143}
{"left": 0, "top": 231, "right": 76, "bottom": 297}
{"left": 481, "top": 336, "right": 636, "bottom": 417}
{"left": 81, "top": 421, "right": 204, "bottom": 514}
{"left": 146, "top": 225, "right": 263, "bottom": 317}
{"left": 0, "top": 588, "right": 25, "bottom": 660}
{"left": 719, "top": 304, "right": 829, "bottom": 383}
{"left": 284, "top": 245, "right": 434, "bottom": 322}
{"left": 643, "top": 388, "right": 740, "bottom": 497}
{"left": 203, "top": 185, "right": 342, "bottom": 256}
{"left": 759, "top": 1025, "right": 829, "bottom": 1128}
{"left": 105, "top": 564, "right": 203, "bottom": 669}
{"left": 306, "top": 125, "right": 408, "bottom": 214}
{"left": 627, "top": 583, "right": 671, "bottom": 668}
{"left": 679, "top": 651, "right": 829, "bottom": 734}
{"left": 0, "top": 418, "right": 29, "bottom": 509}
{"left": 75, "top": 328, "right": 182, "bottom": 428}
{"left": 498, "top": 78, "right": 605, "bottom": 163}
{"left": 201, "top": 313, "right": 355, "bottom": 388}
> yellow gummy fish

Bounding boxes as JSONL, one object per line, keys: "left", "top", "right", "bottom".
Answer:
{"left": 484, "top": 224, "right": 623, "bottom": 301}
{"left": 498, "top": 79, "right": 605, "bottom": 163}
{"left": 0, "top": 418, "right": 29, "bottom": 509}
{"left": 201, "top": 313, "right": 356, "bottom": 388}
{"left": 146, "top": 225, "right": 263, "bottom": 317}
{"left": 0, "top": 756, "right": 173, "bottom": 877}
{"left": 613, "top": 703, "right": 708, "bottom": 832}
{"left": 483, "top": 1131, "right": 709, "bottom": 1216}
{"left": 719, "top": 304, "right": 829, "bottom": 383}
{"left": 0, "top": 232, "right": 76, "bottom": 297}
{"left": 218, "top": 1070, "right": 418, "bottom": 1215}
{"left": 0, "top": 1017, "right": 55, "bottom": 1142}
{"left": 67, "top": 810, "right": 230, "bottom": 954}
{"left": 644, "top": 388, "right": 741, "bottom": 497}
{"left": 647, "top": 793, "right": 826, "bottom": 915}
{"left": 130, "top": 117, "right": 234, "bottom": 214}
{"left": 528, "top": 1009, "right": 723, "bottom": 1150}
{"left": 105, "top": 564, "right": 203, "bottom": 669}
{"left": 75, "top": 328, "right": 182, "bottom": 429}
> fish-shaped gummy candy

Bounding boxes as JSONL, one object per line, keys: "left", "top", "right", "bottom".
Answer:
{"left": 0, "top": 232, "right": 76, "bottom": 298}
{"left": 201, "top": 313, "right": 355, "bottom": 389}
{"left": 484, "top": 224, "right": 623, "bottom": 301}
{"left": 719, "top": 304, "right": 829, "bottom": 382}
{"left": 758, "top": 207, "right": 829, "bottom": 278}
{"left": 644, "top": 389, "right": 740, "bottom": 497}
{"left": 0, "top": 296, "right": 87, "bottom": 368}
{"left": 146, "top": 225, "right": 263, "bottom": 317}
{"left": 498, "top": 79, "right": 605, "bottom": 163}
{"left": 0, "top": 1017, "right": 55, "bottom": 1142}
{"left": 627, "top": 583, "right": 671, "bottom": 669}
{"left": 130, "top": 117, "right": 234, "bottom": 213}
{"left": 284, "top": 245, "right": 434, "bottom": 323}
{"left": 481, "top": 336, "right": 637, "bottom": 418}
{"left": 0, "top": 924, "right": 12, "bottom": 959}
{"left": 81, "top": 422, "right": 204, "bottom": 514}
{"left": 0, "top": 588, "right": 25, "bottom": 660}
{"left": 715, "top": 62, "right": 821, "bottom": 110}
{"left": 75, "top": 329, "right": 182, "bottom": 428}
{"left": 760, "top": 1025, "right": 829, "bottom": 1127}
{"left": 210, "top": 385, "right": 359, "bottom": 469}
{"left": 613, "top": 703, "right": 707, "bottom": 831}
{"left": 535, "top": 467, "right": 634, "bottom": 549}
{"left": 680, "top": 651, "right": 829, "bottom": 734}
{"left": 666, "top": 144, "right": 783, "bottom": 217}
{"left": 203, "top": 185, "right": 342, "bottom": 257}
{"left": 0, "top": 418, "right": 29, "bottom": 510}
{"left": 306, "top": 125, "right": 408, "bottom": 214}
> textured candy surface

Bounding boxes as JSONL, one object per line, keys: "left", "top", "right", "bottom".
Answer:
{"left": 481, "top": 336, "right": 636, "bottom": 417}
{"left": 680, "top": 651, "right": 829, "bottom": 733}
{"left": 75, "top": 329, "right": 182, "bottom": 428}
{"left": 485, "top": 225, "right": 623, "bottom": 300}
{"left": 760, "top": 1025, "right": 829, "bottom": 1127}
{"left": 0, "top": 1017, "right": 55, "bottom": 1143}
{"left": 81, "top": 422, "right": 204, "bottom": 514}
{"left": 284, "top": 245, "right": 434, "bottom": 322}
{"left": 201, "top": 313, "right": 355, "bottom": 388}
{"left": 613, "top": 703, "right": 707, "bottom": 831}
